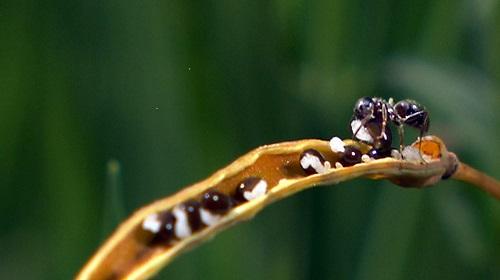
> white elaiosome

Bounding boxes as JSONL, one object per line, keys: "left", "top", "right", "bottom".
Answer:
{"left": 391, "top": 149, "right": 402, "bottom": 160}
{"left": 300, "top": 153, "right": 330, "bottom": 174}
{"left": 334, "top": 162, "right": 344, "bottom": 169}
{"left": 350, "top": 120, "right": 374, "bottom": 143}
{"left": 329, "top": 137, "right": 346, "bottom": 153}
{"left": 200, "top": 208, "right": 220, "bottom": 226}
{"left": 243, "top": 179, "right": 268, "bottom": 201}
{"left": 173, "top": 206, "right": 191, "bottom": 238}
{"left": 401, "top": 146, "right": 431, "bottom": 162}
{"left": 324, "top": 161, "right": 332, "bottom": 169}
{"left": 142, "top": 213, "right": 161, "bottom": 233}
{"left": 361, "top": 154, "right": 371, "bottom": 162}
{"left": 402, "top": 146, "right": 419, "bottom": 161}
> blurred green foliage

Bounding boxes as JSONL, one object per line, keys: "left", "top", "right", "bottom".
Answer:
{"left": 1, "top": 1, "right": 499, "bottom": 279}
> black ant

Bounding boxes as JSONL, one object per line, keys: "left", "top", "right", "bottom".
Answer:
{"left": 351, "top": 97, "right": 430, "bottom": 159}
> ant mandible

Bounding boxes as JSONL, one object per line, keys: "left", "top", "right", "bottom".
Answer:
{"left": 350, "top": 97, "right": 430, "bottom": 158}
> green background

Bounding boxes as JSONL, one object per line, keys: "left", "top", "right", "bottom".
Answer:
{"left": 1, "top": 1, "right": 499, "bottom": 279}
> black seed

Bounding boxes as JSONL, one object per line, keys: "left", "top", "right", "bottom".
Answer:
{"left": 299, "top": 149, "right": 326, "bottom": 175}
{"left": 202, "top": 190, "right": 232, "bottom": 214}
{"left": 367, "top": 148, "right": 391, "bottom": 159}
{"left": 180, "top": 200, "right": 203, "bottom": 232}
{"left": 340, "top": 146, "right": 362, "bottom": 166}
{"left": 234, "top": 176, "right": 263, "bottom": 202}
{"left": 150, "top": 211, "right": 176, "bottom": 244}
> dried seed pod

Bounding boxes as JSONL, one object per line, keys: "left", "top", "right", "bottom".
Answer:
{"left": 77, "top": 136, "right": 477, "bottom": 280}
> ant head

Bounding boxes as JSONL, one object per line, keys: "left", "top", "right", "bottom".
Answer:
{"left": 353, "top": 97, "right": 374, "bottom": 119}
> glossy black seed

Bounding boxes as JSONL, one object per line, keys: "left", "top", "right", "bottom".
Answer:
{"left": 150, "top": 211, "right": 176, "bottom": 244}
{"left": 181, "top": 200, "right": 203, "bottom": 232}
{"left": 201, "top": 190, "right": 232, "bottom": 214}
{"left": 299, "top": 149, "right": 326, "bottom": 175}
{"left": 340, "top": 146, "right": 362, "bottom": 166}
{"left": 367, "top": 148, "right": 391, "bottom": 159}
{"left": 234, "top": 176, "right": 262, "bottom": 202}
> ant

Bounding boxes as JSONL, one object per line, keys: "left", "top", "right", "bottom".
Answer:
{"left": 350, "top": 97, "right": 430, "bottom": 159}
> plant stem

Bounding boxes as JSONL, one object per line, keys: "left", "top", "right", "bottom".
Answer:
{"left": 452, "top": 162, "right": 500, "bottom": 199}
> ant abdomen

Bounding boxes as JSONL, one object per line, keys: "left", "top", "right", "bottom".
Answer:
{"left": 393, "top": 99, "right": 430, "bottom": 132}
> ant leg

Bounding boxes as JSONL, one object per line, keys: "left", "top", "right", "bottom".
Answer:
{"left": 403, "top": 111, "right": 426, "bottom": 121}
{"left": 417, "top": 128, "right": 427, "bottom": 163}
{"left": 376, "top": 103, "right": 389, "bottom": 143}
{"left": 398, "top": 124, "right": 405, "bottom": 155}
{"left": 398, "top": 121, "right": 427, "bottom": 163}
{"left": 400, "top": 111, "right": 429, "bottom": 163}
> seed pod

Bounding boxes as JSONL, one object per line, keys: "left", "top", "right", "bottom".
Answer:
{"left": 77, "top": 137, "right": 464, "bottom": 280}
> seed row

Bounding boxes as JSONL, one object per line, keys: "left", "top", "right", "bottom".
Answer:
{"left": 299, "top": 136, "right": 412, "bottom": 175}
{"left": 141, "top": 177, "right": 268, "bottom": 245}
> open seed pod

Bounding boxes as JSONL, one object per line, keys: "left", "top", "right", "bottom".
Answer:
{"left": 76, "top": 136, "right": 463, "bottom": 280}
